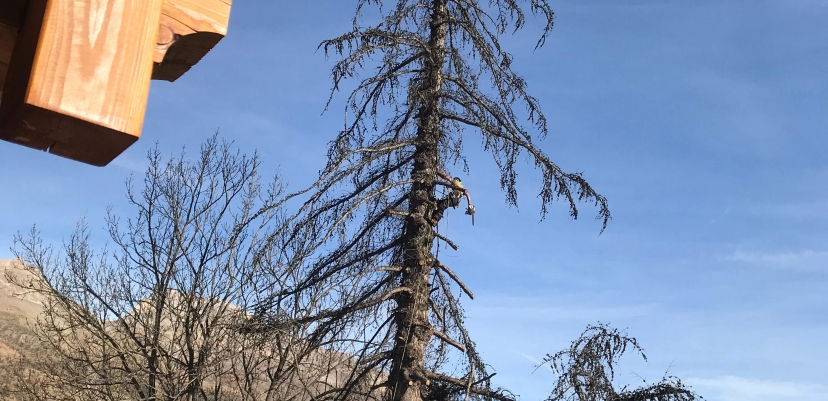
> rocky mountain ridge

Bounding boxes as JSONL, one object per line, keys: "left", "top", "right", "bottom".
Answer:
{"left": 0, "top": 259, "right": 384, "bottom": 400}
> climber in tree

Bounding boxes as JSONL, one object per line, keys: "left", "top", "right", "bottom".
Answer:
{"left": 431, "top": 171, "right": 475, "bottom": 226}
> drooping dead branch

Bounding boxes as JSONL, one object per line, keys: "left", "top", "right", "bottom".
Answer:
{"left": 539, "top": 323, "right": 703, "bottom": 401}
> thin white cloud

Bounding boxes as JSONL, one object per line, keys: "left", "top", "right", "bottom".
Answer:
{"left": 468, "top": 295, "right": 657, "bottom": 321}
{"left": 685, "top": 71, "right": 790, "bottom": 158}
{"left": 720, "top": 250, "right": 828, "bottom": 272}
{"left": 518, "top": 352, "right": 543, "bottom": 366}
{"left": 110, "top": 155, "right": 148, "bottom": 172}
{"left": 688, "top": 376, "right": 828, "bottom": 401}
{"left": 782, "top": 0, "right": 828, "bottom": 10}
{"left": 744, "top": 200, "right": 828, "bottom": 221}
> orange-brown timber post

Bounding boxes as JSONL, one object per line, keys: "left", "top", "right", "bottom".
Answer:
{"left": 0, "top": 0, "right": 232, "bottom": 166}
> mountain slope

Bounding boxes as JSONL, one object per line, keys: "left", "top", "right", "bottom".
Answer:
{"left": 0, "top": 259, "right": 385, "bottom": 400}
{"left": 0, "top": 259, "right": 43, "bottom": 359}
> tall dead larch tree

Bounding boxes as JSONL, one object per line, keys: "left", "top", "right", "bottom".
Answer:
{"left": 252, "top": 1, "right": 610, "bottom": 400}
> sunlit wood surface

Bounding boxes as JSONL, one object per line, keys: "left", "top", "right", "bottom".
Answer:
{"left": 153, "top": 0, "right": 231, "bottom": 81}
{"left": 1, "top": 0, "right": 164, "bottom": 165}
{"left": 0, "top": 0, "right": 231, "bottom": 166}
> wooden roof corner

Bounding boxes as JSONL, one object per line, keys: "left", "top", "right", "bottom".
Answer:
{"left": 0, "top": 0, "right": 233, "bottom": 166}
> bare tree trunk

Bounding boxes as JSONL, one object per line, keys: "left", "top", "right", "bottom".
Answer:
{"left": 389, "top": 1, "right": 448, "bottom": 400}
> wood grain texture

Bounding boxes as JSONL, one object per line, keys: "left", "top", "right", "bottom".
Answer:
{"left": 30, "top": 0, "right": 164, "bottom": 134}
{"left": 0, "top": 0, "right": 164, "bottom": 166}
{"left": 0, "top": 23, "right": 16, "bottom": 98}
{"left": 152, "top": 0, "right": 231, "bottom": 82}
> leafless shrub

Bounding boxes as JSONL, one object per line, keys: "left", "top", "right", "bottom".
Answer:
{"left": 2, "top": 136, "right": 352, "bottom": 401}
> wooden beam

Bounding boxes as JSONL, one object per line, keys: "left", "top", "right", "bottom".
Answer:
{"left": 0, "top": 0, "right": 231, "bottom": 165}
{"left": 0, "top": 0, "right": 233, "bottom": 84}
{"left": 0, "top": 0, "right": 164, "bottom": 166}
{"left": 0, "top": 23, "right": 15, "bottom": 98}
{"left": 0, "top": 0, "right": 25, "bottom": 98}
{"left": 152, "top": 0, "right": 231, "bottom": 82}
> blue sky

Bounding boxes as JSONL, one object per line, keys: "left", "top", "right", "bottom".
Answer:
{"left": 2, "top": 1, "right": 827, "bottom": 400}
